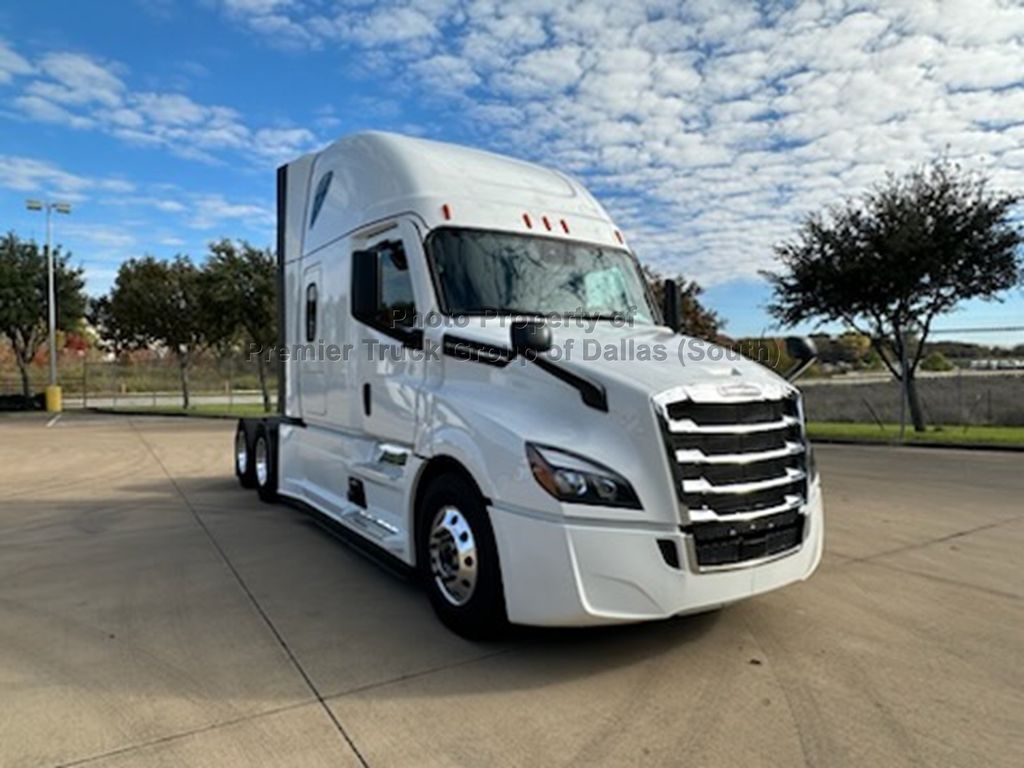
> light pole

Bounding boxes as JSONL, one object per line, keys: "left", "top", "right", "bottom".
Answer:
{"left": 25, "top": 198, "right": 72, "bottom": 411}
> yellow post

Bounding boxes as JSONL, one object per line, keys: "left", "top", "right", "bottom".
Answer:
{"left": 45, "top": 385, "right": 62, "bottom": 413}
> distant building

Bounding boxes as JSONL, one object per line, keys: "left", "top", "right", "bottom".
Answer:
{"left": 969, "top": 359, "right": 1024, "bottom": 370}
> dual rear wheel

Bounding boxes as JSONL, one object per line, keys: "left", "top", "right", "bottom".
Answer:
{"left": 234, "top": 423, "right": 276, "bottom": 502}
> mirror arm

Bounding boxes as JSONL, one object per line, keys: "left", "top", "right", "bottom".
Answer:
{"left": 783, "top": 357, "right": 817, "bottom": 382}
{"left": 663, "top": 279, "right": 680, "bottom": 333}
{"left": 783, "top": 335, "right": 817, "bottom": 382}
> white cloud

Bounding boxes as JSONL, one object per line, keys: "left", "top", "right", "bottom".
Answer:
{"left": 252, "top": 126, "right": 319, "bottom": 163}
{"left": 103, "top": 195, "right": 188, "bottom": 213}
{"left": 274, "top": 0, "right": 1022, "bottom": 285}
{"left": 411, "top": 54, "right": 481, "bottom": 94}
{"left": 0, "top": 154, "right": 271, "bottom": 258}
{"left": 937, "top": 44, "right": 1024, "bottom": 91}
{"left": 344, "top": 6, "right": 441, "bottom": 47}
{"left": 0, "top": 155, "right": 134, "bottom": 200}
{"left": 19, "top": 0, "right": 1024, "bottom": 289}
{"left": 189, "top": 193, "right": 275, "bottom": 231}
{"left": 6, "top": 43, "right": 320, "bottom": 167}
{"left": 491, "top": 46, "right": 583, "bottom": 97}
{"left": 31, "top": 52, "right": 126, "bottom": 107}
{"left": 11, "top": 95, "right": 96, "bottom": 130}
{"left": 888, "top": 0, "right": 1024, "bottom": 46}
{"left": 0, "top": 39, "right": 33, "bottom": 83}
{"left": 61, "top": 223, "right": 137, "bottom": 249}
{"left": 221, "top": 0, "right": 292, "bottom": 13}
{"left": 134, "top": 92, "right": 211, "bottom": 125}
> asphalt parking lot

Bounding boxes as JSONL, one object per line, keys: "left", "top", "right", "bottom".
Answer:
{"left": 1, "top": 413, "right": 1021, "bottom": 768}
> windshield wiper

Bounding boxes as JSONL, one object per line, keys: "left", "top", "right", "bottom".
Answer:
{"left": 459, "top": 307, "right": 547, "bottom": 317}
{"left": 456, "top": 308, "right": 638, "bottom": 322}
{"left": 565, "top": 312, "right": 629, "bottom": 322}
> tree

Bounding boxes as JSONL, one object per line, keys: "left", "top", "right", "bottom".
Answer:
{"left": 86, "top": 295, "right": 134, "bottom": 359}
{"left": 838, "top": 332, "right": 872, "bottom": 368}
{"left": 108, "top": 255, "right": 212, "bottom": 408}
{"left": 764, "top": 158, "right": 1022, "bottom": 431}
{"left": 0, "top": 232, "right": 86, "bottom": 397}
{"left": 203, "top": 240, "right": 277, "bottom": 411}
{"left": 643, "top": 265, "right": 724, "bottom": 341}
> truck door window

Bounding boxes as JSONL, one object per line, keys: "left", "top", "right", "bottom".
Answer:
{"left": 305, "top": 282, "right": 317, "bottom": 342}
{"left": 352, "top": 239, "right": 422, "bottom": 348}
{"left": 378, "top": 242, "right": 416, "bottom": 328}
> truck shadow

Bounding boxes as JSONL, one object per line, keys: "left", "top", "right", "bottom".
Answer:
{"left": 2, "top": 474, "right": 724, "bottom": 706}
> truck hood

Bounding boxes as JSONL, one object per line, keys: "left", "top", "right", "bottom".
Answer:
{"left": 437, "top": 319, "right": 795, "bottom": 403}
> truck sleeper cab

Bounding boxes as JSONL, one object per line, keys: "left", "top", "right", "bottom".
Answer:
{"left": 233, "top": 132, "right": 824, "bottom": 638}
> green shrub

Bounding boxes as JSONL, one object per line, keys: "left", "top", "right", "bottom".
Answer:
{"left": 921, "top": 351, "right": 954, "bottom": 372}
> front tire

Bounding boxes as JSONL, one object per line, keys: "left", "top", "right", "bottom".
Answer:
{"left": 417, "top": 472, "right": 507, "bottom": 640}
{"left": 253, "top": 425, "right": 277, "bottom": 503}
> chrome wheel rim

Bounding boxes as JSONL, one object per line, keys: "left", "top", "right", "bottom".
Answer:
{"left": 255, "top": 436, "right": 269, "bottom": 487}
{"left": 429, "top": 505, "right": 478, "bottom": 606}
{"left": 235, "top": 430, "right": 248, "bottom": 475}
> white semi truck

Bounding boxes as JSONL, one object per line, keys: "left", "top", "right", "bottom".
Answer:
{"left": 234, "top": 132, "right": 823, "bottom": 637}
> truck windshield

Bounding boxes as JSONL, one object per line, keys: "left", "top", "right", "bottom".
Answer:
{"left": 427, "top": 228, "right": 656, "bottom": 322}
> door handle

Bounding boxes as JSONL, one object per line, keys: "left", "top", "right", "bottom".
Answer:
{"left": 363, "top": 383, "right": 371, "bottom": 416}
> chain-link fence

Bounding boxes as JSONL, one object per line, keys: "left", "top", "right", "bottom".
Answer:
{"left": 0, "top": 355, "right": 278, "bottom": 412}
{"left": 800, "top": 370, "right": 1023, "bottom": 427}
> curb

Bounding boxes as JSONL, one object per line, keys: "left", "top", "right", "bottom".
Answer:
{"left": 86, "top": 407, "right": 253, "bottom": 421}
{"left": 809, "top": 436, "right": 1024, "bottom": 453}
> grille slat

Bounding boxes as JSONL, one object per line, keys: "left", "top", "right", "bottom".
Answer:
{"left": 678, "top": 456, "right": 795, "bottom": 484}
{"left": 682, "top": 480, "right": 806, "bottom": 515}
{"left": 671, "top": 425, "right": 802, "bottom": 456}
{"left": 667, "top": 399, "right": 784, "bottom": 425}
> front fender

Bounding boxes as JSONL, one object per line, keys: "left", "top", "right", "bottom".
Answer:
{"left": 416, "top": 423, "right": 502, "bottom": 501}
{"left": 416, "top": 400, "right": 565, "bottom": 517}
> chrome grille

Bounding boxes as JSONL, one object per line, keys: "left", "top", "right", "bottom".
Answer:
{"left": 661, "top": 392, "right": 808, "bottom": 511}
{"left": 660, "top": 392, "right": 809, "bottom": 569}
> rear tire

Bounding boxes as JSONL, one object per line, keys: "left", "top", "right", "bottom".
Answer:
{"left": 253, "top": 425, "right": 278, "bottom": 503}
{"left": 235, "top": 423, "right": 257, "bottom": 489}
{"left": 417, "top": 471, "right": 507, "bottom": 639}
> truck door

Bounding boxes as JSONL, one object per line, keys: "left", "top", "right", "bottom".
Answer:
{"left": 300, "top": 262, "right": 327, "bottom": 417}
{"left": 351, "top": 221, "right": 426, "bottom": 447}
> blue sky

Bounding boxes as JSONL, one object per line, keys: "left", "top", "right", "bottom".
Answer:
{"left": 2, "top": 0, "right": 1023, "bottom": 345}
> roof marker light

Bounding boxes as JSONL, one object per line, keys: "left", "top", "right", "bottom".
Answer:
{"left": 442, "top": 203, "right": 452, "bottom": 220}
{"left": 523, "top": 213, "right": 533, "bottom": 229}
{"left": 614, "top": 230, "right": 624, "bottom": 244}
{"left": 560, "top": 219, "right": 570, "bottom": 234}
{"left": 542, "top": 215, "right": 552, "bottom": 231}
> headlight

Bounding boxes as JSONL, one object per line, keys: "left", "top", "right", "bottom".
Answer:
{"left": 526, "top": 443, "right": 641, "bottom": 509}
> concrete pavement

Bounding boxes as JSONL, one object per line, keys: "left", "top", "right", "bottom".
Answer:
{"left": 0, "top": 413, "right": 1021, "bottom": 767}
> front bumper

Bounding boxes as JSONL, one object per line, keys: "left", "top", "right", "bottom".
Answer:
{"left": 489, "top": 481, "right": 824, "bottom": 627}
